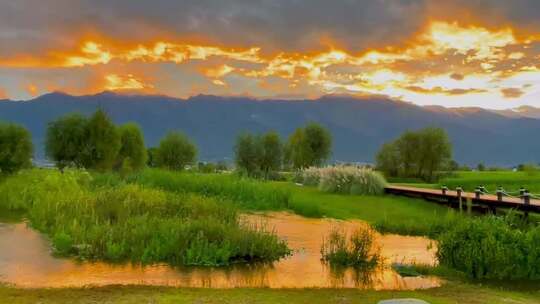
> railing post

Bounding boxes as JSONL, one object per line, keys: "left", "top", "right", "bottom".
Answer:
{"left": 456, "top": 186, "right": 463, "bottom": 212}
{"left": 474, "top": 187, "right": 481, "bottom": 199}
{"left": 441, "top": 185, "right": 448, "bottom": 195}
{"left": 522, "top": 190, "right": 531, "bottom": 206}
{"left": 522, "top": 190, "right": 530, "bottom": 219}
{"left": 496, "top": 187, "right": 503, "bottom": 201}
{"left": 520, "top": 187, "right": 526, "bottom": 196}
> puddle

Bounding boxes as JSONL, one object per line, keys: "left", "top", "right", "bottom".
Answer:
{"left": 0, "top": 212, "right": 441, "bottom": 289}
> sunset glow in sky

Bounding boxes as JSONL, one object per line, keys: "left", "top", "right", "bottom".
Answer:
{"left": 1, "top": 0, "right": 540, "bottom": 109}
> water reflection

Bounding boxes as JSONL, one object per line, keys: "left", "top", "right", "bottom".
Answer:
{"left": 0, "top": 212, "right": 441, "bottom": 289}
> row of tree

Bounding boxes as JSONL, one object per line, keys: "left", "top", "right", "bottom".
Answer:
{"left": 46, "top": 110, "right": 197, "bottom": 173}
{"left": 376, "top": 127, "right": 452, "bottom": 181}
{"left": 234, "top": 123, "right": 332, "bottom": 178}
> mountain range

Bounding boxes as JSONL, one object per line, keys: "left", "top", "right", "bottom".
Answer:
{"left": 1, "top": 92, "right": 539, "bottom": 166}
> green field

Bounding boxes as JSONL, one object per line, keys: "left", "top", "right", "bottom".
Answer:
{"left": 396, "top": 171, "right": 540, "bottom": 195}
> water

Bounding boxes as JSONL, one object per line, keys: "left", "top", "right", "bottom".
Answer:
{"left": 0, "top": 212, "right": 441, "bottom": 289}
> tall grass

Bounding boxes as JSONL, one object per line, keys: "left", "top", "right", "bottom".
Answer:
{"left": 0, "top": 169, "right": 290, "bottom": 266}
{"left": 298, "top": 166, "right": 387, "bottom": 195}
{"left": 437, "top": 214, "right": 540, "bottom": 280}
{"left": 126, "top": 169, "right": 291, "bottom": 210}
{"left": 321, "top": 226, "right": 381, "bottom": 268}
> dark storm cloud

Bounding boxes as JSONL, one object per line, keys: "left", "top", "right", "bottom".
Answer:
{"left": 3, "top": 0, "right": 540, "bottom": 56}
{"left": 0, "top": 0, "right": 428, "bottom": 55}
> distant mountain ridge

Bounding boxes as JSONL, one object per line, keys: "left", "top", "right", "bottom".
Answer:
{"left": 1, "top": 92, "right": 539, "bottom": 166}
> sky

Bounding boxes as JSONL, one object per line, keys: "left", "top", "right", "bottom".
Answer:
{"left": 1, "top": 0, "right": 540, "bottom": 109}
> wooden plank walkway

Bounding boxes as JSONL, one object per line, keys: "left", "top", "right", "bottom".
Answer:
{"left": 385, "top": 185, "right": 540, "bottom": 213}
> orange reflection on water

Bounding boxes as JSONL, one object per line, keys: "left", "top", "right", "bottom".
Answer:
{"left": 0, "top": 213, "right": 441, "bottom": 289}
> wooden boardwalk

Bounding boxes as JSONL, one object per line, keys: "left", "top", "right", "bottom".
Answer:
{"left": 385, "top": 185, "right": 540, "bottom": 213}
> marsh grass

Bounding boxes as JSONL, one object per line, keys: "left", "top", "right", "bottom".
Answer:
{"left": 298, "top": 166, "right": 387, "bottom": 196}
{"left": 321, "top": 226, "right": 381, "bottom": 268}
{"left": 0, "top": 169, "right": 290, "bottom": 266}
{"left": 126, "top": 169, "right": 291, "bottom": 210}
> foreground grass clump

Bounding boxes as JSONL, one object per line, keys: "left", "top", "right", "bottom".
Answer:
{"left": 437, "top": 215, "right": 540, "bottom": 280}
{"left": 0, "top": 169, "right": 289, "bottom": 266}
{"left": 127, "top": 169, "right": 291, "bottom": 210}
{"left": 321, "top": 226, "right": 381, "bottom": 268}
{"left": 298, "top": 166, "right": 387, "bottom": 195}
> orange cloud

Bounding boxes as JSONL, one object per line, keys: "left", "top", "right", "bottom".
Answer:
{"left": 2, "top": 20, "right": 540, "bottom": 108}
{"left": 0, "top": 87, "right": 7, "bottom": 99}
{"left": 26, "top": 84, "right": 39, "bottom": 97}
{"left": 501, "top": 88, "right": 525, "bottom": 99}
{"left": 104, "top": 74, "right": 153, "bottom": 91}
{"left": 204, "top": 65, "right": 235, "bottom": 78}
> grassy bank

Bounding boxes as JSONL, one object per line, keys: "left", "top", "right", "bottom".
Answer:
{"left": 1, "top": 282, "right": 539, "bottom": 304}
{"left": 271, "top": 182, "right": 458, "bottom": 237}
{"left": 105, "top": 169, "right": 456, "bottom": 237}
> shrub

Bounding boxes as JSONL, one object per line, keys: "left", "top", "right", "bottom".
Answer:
{"left": 300, "top": 167, "right": 321, "bottom": 186}
{"left": 437, "top": 215, "right": 540, "bottom": 280}
{"left": 299, "top": 166, "right": 387, "bottom": 195}
{"left": 321, "top": 226, "right": 381, "bottom": 267}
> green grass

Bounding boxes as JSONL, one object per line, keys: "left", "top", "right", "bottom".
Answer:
{"left": 439, "top": 171, "right": 540, "bottom": 194}
{"left": 127, "top": 169, "right": 291, "bottom": 210}
{"left": 395, "top": 171, "right": 540, "bottom": 194}
{"left": 1, "top": 283, "right": 539, "bottom": 304}
{"left": 271, "top": 182, "right": 457, "bottom": 236}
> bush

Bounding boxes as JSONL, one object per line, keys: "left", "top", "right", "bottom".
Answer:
{"left": 298, "top": 166, "right": 387, "bottom": 195}
{"left": 437, "top": 215, "right": 540, "bottom": 280}
{"left": 321, "top": 226, "right": 381, "bottom": 267}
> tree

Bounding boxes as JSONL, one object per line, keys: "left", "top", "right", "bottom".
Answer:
{"left": 116, "top": 123, "right": 147, "bottom": 172}
{"left": 82, "top": 109, "right": 121, "bottom": 171}
{"left": 155, "top": 131, "right": 197, "bottom": 170}
{"left": 45, "top": 114, "right": 88, "bottom": 170}
{"left": 234, "top": 133, "right": 260, "bottom": 176}
{"left": 303, "top": 123, "right": 332, "bottom": 166}
{"left": 259, "top": 131, "right": 283, "bottom": 178}
{"left": 0, "top": 122, "right": 33, "bottom": 174}
{"left": 375, "top": 142, "right": 400, "bottom": 177}
{"left": 477, "top": 163, "right": 486, "bottom": 171}
{"left": 416, "top": 128, "right": 452, "bottom": 181}
{"left": 375, "top": 127, "right": 452, "bottom": 181}
{"left": 285, "top": 123, "right": 332, "bottom": 169}
{"left": 147, "top": 147, "right": 158, "bottom": 168}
